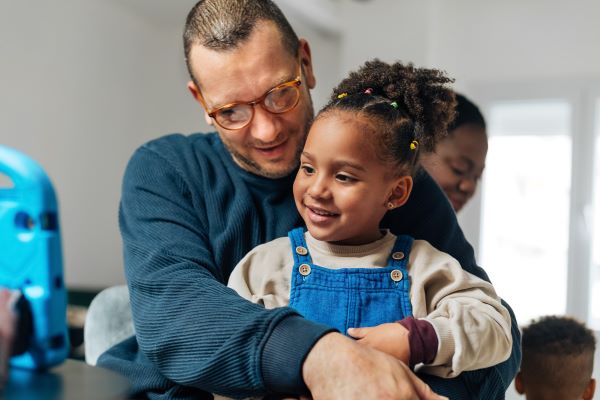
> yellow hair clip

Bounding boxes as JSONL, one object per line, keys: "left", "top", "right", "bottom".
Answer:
{"left": 337, "top": 92, "right": 348, "bottom": 99}
{"left": 410, "top": 140, "right": 419, "bottom": 151}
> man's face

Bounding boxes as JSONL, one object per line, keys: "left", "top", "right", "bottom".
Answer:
{"left": 187, "top": 21, "right": 316, "bottom": 178}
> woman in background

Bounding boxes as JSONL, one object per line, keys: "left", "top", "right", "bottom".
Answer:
{"left": 421, "top": 93, "right": 488, "bottom": 212}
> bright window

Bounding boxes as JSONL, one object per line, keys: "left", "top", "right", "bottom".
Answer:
{"left": 590, "top": 99, "right": 600, "bottom": 330}
{"left": 480, "top": 100, "right": 572, "bottom": 325}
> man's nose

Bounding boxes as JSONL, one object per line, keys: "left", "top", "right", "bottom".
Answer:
{"left": 249, "top": 106, "right": 280, "bottom": 144}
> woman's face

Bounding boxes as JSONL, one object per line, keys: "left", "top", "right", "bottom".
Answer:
{"left": 420, "top": 123, "right": 488, "bottom": 212}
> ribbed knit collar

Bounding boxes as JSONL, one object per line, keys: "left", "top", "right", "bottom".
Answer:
{"left": 304, "top": 230, "right": 395, "bottom": 257}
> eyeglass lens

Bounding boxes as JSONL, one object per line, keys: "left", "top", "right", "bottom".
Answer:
{"left": 214, "top": 83, "right": 300, "bottom": 129}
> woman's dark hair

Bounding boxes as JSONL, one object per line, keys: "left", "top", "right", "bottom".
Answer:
{"left": 449, "top": 93, "right": 486, "bottom": 132}
{"left": 319, "top": 59, "right": 456, "bottom": 176}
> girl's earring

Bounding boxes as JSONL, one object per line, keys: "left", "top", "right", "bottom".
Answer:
{"left": 387, "top": 202, "right": 395, "bottom": 209}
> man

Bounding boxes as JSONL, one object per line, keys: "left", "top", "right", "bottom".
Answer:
{"left": 98, "top": 1, "right": 521, "bottom": 398}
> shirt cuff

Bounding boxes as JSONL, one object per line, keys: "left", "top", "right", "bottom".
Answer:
{"left": 398, "top": 317, "right": 438, "bottom": 368}
{"left": 261, "top": 314, "right": 335, "bottom": 396}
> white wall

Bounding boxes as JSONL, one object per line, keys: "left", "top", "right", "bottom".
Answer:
{"left": 0, "top": 1, "right": 340, "bottom": 289}
{"left": 427, "top": 0, "right": 600, "bottom": 84}
{"left": 337, "top": 0, "right": 600, "bottom": 249}
{"left": 339, "top": 0, "right": 432, "bottom": 75}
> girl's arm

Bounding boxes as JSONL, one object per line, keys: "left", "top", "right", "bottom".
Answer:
{"left": 409, "top": 239, "right": 512, "bottom": 378}
{"left": 227, "top": 237, "right": 294, "bottom": 309}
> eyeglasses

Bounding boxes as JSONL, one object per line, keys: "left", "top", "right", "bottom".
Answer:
{"left": 198, "top": 61, "right": 302, "bottom": 130}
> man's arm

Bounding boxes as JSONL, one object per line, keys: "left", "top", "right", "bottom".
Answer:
{"left": 111, "top": 144, "right": 331, "bottom": 398}
{"left": 228, "top": 237, "right": 448, "bottom": 400}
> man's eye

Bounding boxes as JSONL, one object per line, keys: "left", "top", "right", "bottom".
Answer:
{"left": 217, "top": 106, "right": 248, "bottom": 122}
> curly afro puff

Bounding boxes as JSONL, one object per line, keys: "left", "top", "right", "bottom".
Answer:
{"left": 318, "top": 59, "right": 456, "bottom": 176}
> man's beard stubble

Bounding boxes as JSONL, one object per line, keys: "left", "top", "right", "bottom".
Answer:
{"left": 221, "top": 99, "right": 314, "bottom": 179}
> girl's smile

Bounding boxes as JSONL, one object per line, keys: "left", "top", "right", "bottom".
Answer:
{"left": 293, "top": 111, "right": 411, "bottom": 246}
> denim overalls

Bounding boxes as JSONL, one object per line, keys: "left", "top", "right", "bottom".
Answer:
{"left": 287, "top": 228, "right": 414, "bottom": 334}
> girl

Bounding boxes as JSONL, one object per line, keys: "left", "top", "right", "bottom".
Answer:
{"left": 228, "top": 60, "right": 511, "bottom": 379}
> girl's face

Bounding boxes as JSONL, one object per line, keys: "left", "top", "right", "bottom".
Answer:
{"left": 293, "top": 112, "right": 411, "bottom": 246}
{"left": 420, "top": 123, "right": 488, "bottom": 212}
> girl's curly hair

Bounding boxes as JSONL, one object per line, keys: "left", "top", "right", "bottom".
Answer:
{"left": 319, "top": 59, "right": 456, "bottom": 175}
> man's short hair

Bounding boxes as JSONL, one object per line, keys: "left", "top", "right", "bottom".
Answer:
{"left": 521, "top": 315, "right": 596, "bottom": 398}
{"left": 183, "top": 0, "right": 299, "bottom": 84}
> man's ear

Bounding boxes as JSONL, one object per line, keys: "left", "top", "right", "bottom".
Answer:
{"left": 298, "top": 39, "right": 316, "bottom": 89}
{"left": 387, "top": 176, "right": 413, "bottom": 209}
{"left": 187, "top": 80, "right": 213, "bottom": 126}
{"left": 583, "top": 378, "right": 596, "bottom": 400}
{"left": 514, "top": 372, "right": 525, "bottom": 395}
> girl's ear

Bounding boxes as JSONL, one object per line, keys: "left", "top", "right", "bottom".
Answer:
{"left": 583, "top": 378, "right": 596, "bottom": 400}
{"left": 514, "top": 372, "right": 525, "bottom": 395}
{"left": 387, "top": 176, "right": 413, "bottom": 209}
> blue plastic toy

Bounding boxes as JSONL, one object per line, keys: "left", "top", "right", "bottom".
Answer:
{"left": 0, "top": 145, "right": 69, "bottom": 369}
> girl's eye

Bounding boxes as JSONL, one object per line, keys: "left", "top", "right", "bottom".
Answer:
{"left": 336, "top": 174, "right": 356, "bottom": 183}
{"left": 301, "top": 165, "right": 315, "bottom": 175}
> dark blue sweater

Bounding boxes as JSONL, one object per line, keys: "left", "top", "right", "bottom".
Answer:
{"left": 98, "top": 133, "right": 521, "bottom": 399}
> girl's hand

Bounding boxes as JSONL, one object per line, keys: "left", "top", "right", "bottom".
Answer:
{"left": 347, "top": 322, "right": 410, "bottom": 365}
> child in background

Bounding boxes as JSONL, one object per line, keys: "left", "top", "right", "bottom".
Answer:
{"left": 420, "top": 93, "right": 488, "bottom": 212}
{"left": 228, "top": 60, "right": 512, "bottom": 379}
{"left": 516, "top": 315, "right": 596, "bottom": 400}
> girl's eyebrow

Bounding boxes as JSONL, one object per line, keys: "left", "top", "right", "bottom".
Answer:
{"left": 332, "top": 160, "right": 366, "bottom": 172}
{"left": 301, "top": 152, "right": 366, "bottom": 172}
{"left": 301, "top": 151, "right": 314, "bottom": 160}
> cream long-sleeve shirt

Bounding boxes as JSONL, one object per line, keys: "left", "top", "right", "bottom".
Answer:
{"left": 228, "top": 230, "right": 512, "bottom": 378}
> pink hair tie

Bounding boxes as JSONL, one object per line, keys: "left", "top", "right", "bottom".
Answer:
{"left": 364, "top": 88, "right": 374, "bottom": 95}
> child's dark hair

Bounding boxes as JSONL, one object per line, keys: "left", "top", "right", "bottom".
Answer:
{"left": 521, "top": 315, "right": 596, "bottom": 397}
{"left": 318, "top": 59, "right": 456, "bottom": 176}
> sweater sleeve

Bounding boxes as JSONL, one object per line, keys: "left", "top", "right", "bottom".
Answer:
{"left": 385, "top": 169, "right": 521, "bottom": 398}
{"left": 116, "top": 146, "right": 332, "bottom": 398}
{"left": 408, "top": 240, "right": 512, "bottom": 378}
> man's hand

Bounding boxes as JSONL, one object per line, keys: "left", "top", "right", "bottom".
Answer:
{"left": 302, "top": 332, "right": 446, "bottom": 400}
{"left": 347, "top": 323, "right": 410, "bottom": 365}
{"left": 0, "top": 289, "right": 18, "bottom": 385}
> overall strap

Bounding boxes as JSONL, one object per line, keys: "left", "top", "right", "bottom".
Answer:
{"left": 288, "top": 227, "right": 313, "bottom": 265}
{"left": 388, "top": 234, "right": 414, "bottom": 269}
{"left": 387, "top": 234, "right": 414, "bottom": 317}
